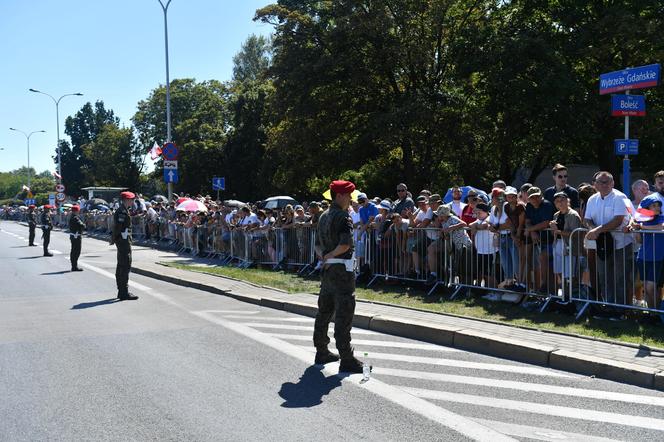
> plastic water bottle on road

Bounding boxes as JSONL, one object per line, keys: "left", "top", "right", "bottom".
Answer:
{"left": 362, "top": 352, "right": 370, "bottom": 382}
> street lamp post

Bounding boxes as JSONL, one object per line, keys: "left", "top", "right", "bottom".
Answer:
{"left": 29, "top": 89, "right": 83, "bottom": 184}
{"left": 157, "top": 0, "right": 174, "bottom": 200}
{"left": 9, "top": 128, "right": 46, "bottom": 189}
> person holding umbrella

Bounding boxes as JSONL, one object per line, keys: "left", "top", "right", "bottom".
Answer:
{"left": 111, "top": 191, "right": 138, "bottom": 300}
{"left": 69, "top": 205, "right": 85, "bottom": 272}
{"left": 41, "top": 205, "right": 53, "bottom": 257}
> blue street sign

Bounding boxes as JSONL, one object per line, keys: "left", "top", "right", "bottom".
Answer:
{"left": 600, "top": 63, "right": 660, "bottom": 95}
{"left": 611, "top": 94, "right": 646, "bottom": 117}
{"left": 162, "top": 142, "right": 179, "bottom": 161}
{"left": 164, "top": 168, "right": 179, "bottom": 183}
{"left": 212, "top": 177, "right": 225, "bottom": 191}
{"left": 24, "top": 198, "right": 35, "bottom": 206}
{"left": 614, "top": 139, "right": 639, "bottom": 155}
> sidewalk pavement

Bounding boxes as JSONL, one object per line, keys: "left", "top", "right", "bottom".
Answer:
{"left": 130, "top": 257, "right": 664, "bottom": 391}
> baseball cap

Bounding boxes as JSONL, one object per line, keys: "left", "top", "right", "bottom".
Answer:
{"left": 379, "top": 200, "right": 392, "bottom": 211}
{"left": 436, "top": 205, "right": 451, "bottom": 217}
{"left": 553, "top": 191, "right": 568, "bottom": 200}
{"left": 527, "top": 187, "right": 542, "bottom": 198}
{"left": 357, "top": 192, "right": 367, "bottom": 201}
{"left": 475, "top": 202, "right": 490, "bottom": 213}
{"left": 428, "top": 194, "right": 442, "bottom": 203}
{"left": 505, "top": 186, "right": 518, "bottom": 196}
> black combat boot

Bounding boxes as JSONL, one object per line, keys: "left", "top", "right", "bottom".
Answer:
{"left": 338, "top": 356, "right": 365, "bottom": 374}
{"left": 118, "top": 292, "right": 139, "bottom": 301}
{"left": 314, "top": 349, "right": 340, "bottom": 365}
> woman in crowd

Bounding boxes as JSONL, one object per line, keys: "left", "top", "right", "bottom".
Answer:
{"left": 489, "top": 187, "right": 517, "bottom": 285}
{"left": 504, "top": 186, "right": 526, "bottom": 284}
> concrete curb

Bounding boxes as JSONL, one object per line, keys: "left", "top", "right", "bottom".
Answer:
{"left": 131, "top": 264, "right": 664, "bottom": 391}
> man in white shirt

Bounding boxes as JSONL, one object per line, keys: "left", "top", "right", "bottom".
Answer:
{"left": 584, "top": 171, "right": 633, "bottom": 305}
{"left": 445, "top": 186, "right": 466, "bottom": 217}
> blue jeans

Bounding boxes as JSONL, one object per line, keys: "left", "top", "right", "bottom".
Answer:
{"left": 499, "top": 234, "right": 519, "bottom": 280}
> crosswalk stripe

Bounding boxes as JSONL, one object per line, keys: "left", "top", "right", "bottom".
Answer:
{"left": 267, "top": 333, "right": 461, "bottom": 352}
{"left": 223, "top": 315, "right": 314, "bottom": 322}
{"left": 199, "top": 310, "right": 260, "bottom": 315}
{"left": 472, "top": 418, "right": 620, "bottom": 442}
{"left": 376, "top": 367, "right": 664, "bottom": 407}
{"left": 401, "top": 386, "right": 664, "bottom": 431}
{"left": 297, "top": 346, "right": 570, "bottom": 378}
{"left": 246, "top": 323, "right": 379, "bottom": 335}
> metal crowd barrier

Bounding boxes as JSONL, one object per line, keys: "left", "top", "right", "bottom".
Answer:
{"left": 568, "top": 228, "right": 664, "bottom": 319}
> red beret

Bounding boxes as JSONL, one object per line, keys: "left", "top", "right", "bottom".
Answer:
{"left": 28, "top": 205, "right": 36, "bottom": 209}
{"left": 120, "top": 191, "right": 135, "bottom": 199}
{"left": 71, "top": 205, "right": 80, "bottom": 211}
{"left": 43, "top": 205, "right": 52, "bottom": 209}
{"left": 329, "top": 180, "right": 355, "bottom": 195}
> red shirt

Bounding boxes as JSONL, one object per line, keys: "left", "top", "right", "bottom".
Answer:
{"left": 461, "top": 204, "right": 477, "bottom": 224}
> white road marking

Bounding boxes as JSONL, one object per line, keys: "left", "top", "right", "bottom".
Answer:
{"left": 198, "top": 310, "right": 260, "bottom": 314}
{"left": 246, "top": 322, "right": 379, "bottom": 334}
{"left": 193, "top": 311, "right": 516, "bottom": 442}
{"left": 77, "top": 261, "right": 153, "bottom": 292}
{"left": 64, "top": 256, "right": 516, "bottom": 441}
{"left": 473, "top": 418, "right": 620, "bottom": 442}
{"left": 402, "top": 387, "right": 664, "bottom": 432}
{"left": 266, "top": 333, "right": 462, "bottom": 352}
{"left": 377, "top": 367, "right": 664, "bottom": 407}
{"left": 222, "top": 315, "right": 315, "bottom": 322}
{"left": 296, "top": 347, "right": 570, "bottom": 378}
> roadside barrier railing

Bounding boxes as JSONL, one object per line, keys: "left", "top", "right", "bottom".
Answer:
{"left": 568, "top": 228, "right": 664, "bottom": 319}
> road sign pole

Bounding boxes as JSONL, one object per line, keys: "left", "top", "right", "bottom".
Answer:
{"left": 622, "top": 90, "right": 631, "bottom": 198}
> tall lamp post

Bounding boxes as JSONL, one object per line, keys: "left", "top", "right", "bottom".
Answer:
{"left": 9, "top": 128, "right": 46, "bottom": 189}
{"left": 29, "top": 89, "right": 83, "bottom": 184}
{"left": 157, "top": 0, "right": 174, "bottom": 200}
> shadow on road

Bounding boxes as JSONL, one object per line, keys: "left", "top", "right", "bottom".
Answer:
{"left": 18, "top": 256, "right": 44, "bottom": 260}
{"left": 278, "top": 365, "right": 342, "bottom": 408}
{"left": 41, "top": 270, "right": 71, "bottom": 275}
{"left": 71, "top": 298, "right": 120, "bottom": 310}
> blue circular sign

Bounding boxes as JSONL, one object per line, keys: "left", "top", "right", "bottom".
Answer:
{"left": 162, "top": 142, "right": 178, "bottom": 160}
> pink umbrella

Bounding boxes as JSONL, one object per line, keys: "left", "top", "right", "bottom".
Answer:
{"left": 176, "top": 199, "right": 208, "bottom": 212}
{"left": 176, "top": 197, "right": 190, "bottom": 205}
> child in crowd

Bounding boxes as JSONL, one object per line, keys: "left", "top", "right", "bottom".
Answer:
{"left": 633, "top": 194, "right": 664, "bottom": 315}
{"left": 470, "top": 203, "right": 498, "bottom": 288}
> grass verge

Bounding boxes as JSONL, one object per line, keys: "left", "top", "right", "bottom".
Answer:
{"left": 161, "top": 261, "right": 664, "bottom": 349}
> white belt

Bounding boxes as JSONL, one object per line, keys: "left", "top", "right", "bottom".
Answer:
{"left": 120, "top": 229, "right": 130, "bottom": 240}
{"left": 70, "top": 233, "right": 81, "bottom": 239}
{"left": 325, "top": 258, "right": 356, "bottom": 272}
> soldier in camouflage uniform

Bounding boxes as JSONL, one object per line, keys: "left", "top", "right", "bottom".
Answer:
{"left": 313, "top": 180, "right": 365, "bottom": 373}
{"left": 111, "top": 192, "right": 138, "bottom": 300}
{"left": 68, "top": 205, "right": 85, "bottom": 272}
{"left": 27, "top": 205, "right": 37, "bottom": 246}
{"left": 41, "top": 205, "right": 53, "bottom": 257}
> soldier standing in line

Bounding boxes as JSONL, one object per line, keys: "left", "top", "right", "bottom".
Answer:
{"left": 111, "top": 192, "right": 138, "bottom": 300}
{"left": 27, "top": 204, "right": 37, "bottom": 246}
{"left": 312, "top": 180, "right": 365, "bottom": 373}
{"left": 41, "top": 205, "right": 53, "bottom": 257}
{"left": 69, "top": 205, "right": 85, "bottom": 272}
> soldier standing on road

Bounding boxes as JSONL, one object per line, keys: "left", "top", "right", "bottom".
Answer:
{"left": 69, "top": 205, "right": 85, "bottom": 272}
{"left": 41, "top": 205, "right": 53, "bottom": 257}
{"left": 27, "top": 204, "right": 37, "bottom": 246}
{"left": 313, "top": 180, "right": 365, "bottom": 373}
{"left": 111, "top": 192, "right": 138, "bottom": 300}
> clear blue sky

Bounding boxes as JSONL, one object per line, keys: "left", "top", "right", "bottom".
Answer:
{"left": 0, "top": 0, "right": 273, "bottom": 174}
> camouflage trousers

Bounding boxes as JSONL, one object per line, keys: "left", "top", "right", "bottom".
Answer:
{"left": 313, "top": 264, "right": 356, "bottom": 360}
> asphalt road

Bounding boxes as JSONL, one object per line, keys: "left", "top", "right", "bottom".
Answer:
{"left": 2, "top": 219, "right": 664, "bottom": 441}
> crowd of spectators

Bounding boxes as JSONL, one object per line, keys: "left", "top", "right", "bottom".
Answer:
{"left": 3, "top": 165, "right": 664, "bottom": 322}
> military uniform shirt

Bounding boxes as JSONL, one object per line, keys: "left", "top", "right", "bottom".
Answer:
{"left": 316, "top": 202, "right": 354, "bottom": 259}
{"left": 41, "top": 212, "right": 52, "bottom": 228}
{"left": 69, "top": 214, "right": 85, "bottom": 235}
{"left": 113, "top": 205, "right": 132, "bottom": 243}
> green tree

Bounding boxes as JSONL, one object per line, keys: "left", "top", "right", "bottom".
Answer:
{"left": 232, "top": 34, "right": 272, "bottom": 83}
{"left": 133, "top": 79, "right": 230, "bottom": 194}
{"left": 60, "top": 101, "right": 120, "bottom": 195}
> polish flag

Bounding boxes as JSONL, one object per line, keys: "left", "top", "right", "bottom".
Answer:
{"left": 150, "top": 142, "right": 162, "bottom": 161}
{"left": 52, "top": 170, "right": 62, "bottom": 179}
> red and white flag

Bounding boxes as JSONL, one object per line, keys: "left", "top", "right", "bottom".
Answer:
{"left": 52, "top": 170, "right": 62, "bottom": 179}
{"left": 149, "top": 142, "right": 162, "bottom": 161}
